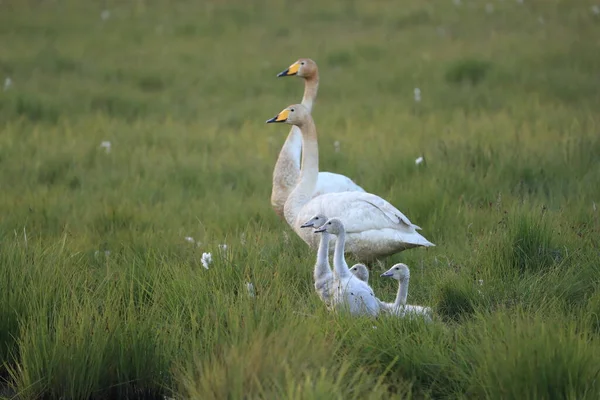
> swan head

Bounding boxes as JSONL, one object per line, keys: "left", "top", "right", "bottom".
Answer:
{"left": 313, "top": 218, "right": 345, "bottom": 235}
{"left": 276, "top": 58, "right": 317, "bottom": 79}
{"left": 380, "top": 263, "right": 410, "bottom": 281}
{"left": 266, "top": 104, "right": 310, "bottom": 126}
{"left": 350, "top": 264, "right": 369, "bottom": 282}
{"left": 300, "top": 214, "right": 328, "bottom": 229}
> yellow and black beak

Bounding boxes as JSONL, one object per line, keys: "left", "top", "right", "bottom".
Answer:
{"left": 276, "top": 61, "right": 300, "bottom": 77}
{"left": 266, "top": 108, "right": 290, "bottom": 124}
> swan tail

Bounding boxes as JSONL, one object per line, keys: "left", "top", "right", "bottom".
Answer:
{"left": 398, "top": 231, "right": 435, "bottom": 248}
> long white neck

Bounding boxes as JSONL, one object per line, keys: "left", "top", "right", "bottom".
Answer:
{"left": 271, "top": 76, "right": 319, "bottom": 219}
{"left": 332, "top": 228, "right": 350, "bottom": 279}
{"left": 314, "top": 231, "right": 331, "bottom": 281}
{"left": 283, "top": 116, "right": 319, "bottom": 225}
{"left": 394, "top": 277, "right": 409, "bottom": 307}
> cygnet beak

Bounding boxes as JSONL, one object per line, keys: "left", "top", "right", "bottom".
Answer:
{"left": 314, "top": 226, "right": 326, "bottom": 233}
{"left": 300, "top": 221, "right": 314, "bottom": 229}
{"left": 380, "top": 271, "right": 393, "bottom": 278}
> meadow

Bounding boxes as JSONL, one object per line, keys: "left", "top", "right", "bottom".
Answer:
{"left": 1, "top": 0, "right": 600, "bottom": 398}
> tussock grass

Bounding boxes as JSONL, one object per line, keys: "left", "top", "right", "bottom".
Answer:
{"left": 1, "top": 0, "right": 599, "bottom": 398}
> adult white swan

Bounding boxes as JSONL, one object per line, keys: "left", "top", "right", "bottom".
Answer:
{"left": 266, "top": 104, "right": 435, "bottom": 262}
{"left": 271, "top": 58, "right": 365, "bottom": 219}
{"left": 380, "top": 263, "right": 433, "bottom": 321}
{"left": 314, "top": 218, "right": 380, "bottom": 317}
{"left": 301, "top": 214, "right": 368, "bottom": 307}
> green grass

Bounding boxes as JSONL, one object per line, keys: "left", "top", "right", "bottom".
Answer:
{"left": 1, "top": 0, "right": 600, "bottom": 398}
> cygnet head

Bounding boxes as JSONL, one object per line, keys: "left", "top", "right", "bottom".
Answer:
{"left": 300, "top": 214, "right": 328, "bottom": 229}
{"left": 313, "top": 218, "right": 345, "bottom": 235}
{"left": 266, "top": 104, "right": 311, "bottom": 126}
{"left": 350, "top": 264, "right": 369, "bottom": 282}
{"left": 380, "top": 263, "right": 410, "bottom": 281}
{"left": 276, "top": 58, "right": 318, "bottom": 79}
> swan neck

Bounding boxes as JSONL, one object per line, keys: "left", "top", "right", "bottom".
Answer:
{"left": 395, "top": 277, "right": 409, "bottom": 307}
{"left": 333, "top": 229, "right": 349, "bottom": 278}
{"left": 316, "top": 232, "right": 330, "bottom": 267}
{"left": 284, "top": 117, "right": 319, "bottom": 225}
{"left": 301, "top": 75, "right": 319, "bottom": 113}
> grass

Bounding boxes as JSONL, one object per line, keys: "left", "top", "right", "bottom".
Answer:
{"left": 1, "top": 0, "right": 600, "bottom": 398}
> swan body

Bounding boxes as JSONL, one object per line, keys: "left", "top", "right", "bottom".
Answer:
{"left": 301, "top": 214, "right": 368, "bottom": 308}
{"left": 315, "top": 218, "right": 380, "bottom": 317}
{"left": 379, "top": 263, "right": 433, "bottom": 322}
{"left": 271, "top": 58, "right": 365, "bottom": 220}
{"left": 266, "top": 103, "right": 435, "bottom": 262}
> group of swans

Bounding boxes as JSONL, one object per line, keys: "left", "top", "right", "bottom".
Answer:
{"left": 267, "top": 58, "right": 435, "bottom": 263}
{"left": 302, "top": 215, "right": 432, "bottom": 320}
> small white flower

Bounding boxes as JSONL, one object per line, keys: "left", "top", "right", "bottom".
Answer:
{"left": 201, "top": 252, "right": 212, "bottom": 269}
{"left": 453, "top": 0, "right": 461, "bottom": 5}
{"left": 415, "top": 156, "right": 424, "bottom": 165}
{"left": 413, "top": 88, "right": 421, "bottom": 102}
{"left": 485, "top": 4, "right": 494, "bottom": 13}
{"left": 478, "top": 279, "right": 484, "bottom": 286}
{"left": 372, "top": 325, "right": 378, "bottom": 330}
{"left": 100, "top": 10, "right": 111, "bottom": 20}
{"left": 333, "top": 140, "right": 341, "bottom": 153}
{"left": 3, "top": 77, "right": 12, "bottom": 91}
{"left": 219, "top": 243, "right": 228, "bottom": 251}
{"left": 100, "top": 141, "right": 111, "bottom": 153}
{"left": 246, "top": 282, "right": 256, "bottom": 298}
{"left": 593, "top": 202, "right": 597, "bottom": 212}
{"left": 592, "top": 5, "right": 600, "bottom": 15}
{"left": 240, "top": 233, "right": 246, "bottom": 245}
{"left": 538, "top": 16, "right": 545, "bottom": 24}
{"left": 516, "top": 0, "right": 524, "bottom": 4}
{"left": 184, "top": 236, "right": 195, "bottom": 244}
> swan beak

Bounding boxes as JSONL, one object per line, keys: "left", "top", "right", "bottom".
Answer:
{"left": 314, "top": 226, "right": 326, "bottom": 233}
{"left": 266, "top": 109, "right": 290, "bottom": 124}
{"left": 300, "top": 222, "right": 314, "bottom": 228}
{"left": 380, "top": 271, "right": 393, "bottom": 278}
{"left": 277, "top": 62, "right": 300, "bottom": 77}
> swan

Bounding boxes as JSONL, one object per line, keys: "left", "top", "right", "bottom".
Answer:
{"left": 349, "top": 263, "right": 370, "bottom": 283}
{"left": 266, "top": 104, "right": 435, "bottom": 262}
{"left": 301, "top": 214, "right": 369, "bottom": 307}
{"left": 271, "top": 58, "right": 365, "bottom": 219}
{"left": 379, "top": 263, "right": 433, "bottom": 322}
{"left": 314, "top": 218, "right": 380, "bottom": 317}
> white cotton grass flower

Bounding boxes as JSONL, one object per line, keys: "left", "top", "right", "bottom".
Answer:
{"left": 201, "top": 252, "right": 212, "bottom": 269}
{"left": 100, "top": 10, "right": 111, "bottom": 20}
{"left": 415, "top": 156, "right": 424, "bottom": 165}
{"left": 94, "top": 250, "right": 110, "bottom": 258}
{"left": 240, "top": 233, "right": 247, "bottom": 246}
{"left": 184, "top": 236, "right": 195, "bottom": 244}
{"left": 333, "top": 140, "right": 341, "bottom": 153}
{"left": 485, "top": 4, "right": 494, "bottom": 14}
{"left": 246, "top": 282, "right": 256, "bottom": 298}
{"left": 100, "top": 141, "right": 111, "bottom": 153}
{"left": 516, "top": 0, "right": 524, "bottom": 4}
{"left": 413, "top": 88, "right": 421, "bottom": 102}
{"left": 3, "top": 77, "right": 12, "bottom": 91}
{"left": 218, "top": 243, "right": 228, "bottom": 251}
{"left": 453, "top": 0, "right": 461, "bottom": 6}
{"left": 592, "top": 5, "right": 600, "bottom": 15}
{"left": 593, "top": 202, "right": 597, "bottom": 212}
{"left": 538, "top": 16, "right": 545, "bottom": 24}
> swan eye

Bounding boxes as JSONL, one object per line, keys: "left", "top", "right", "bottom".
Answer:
{"left": 301, "top": 62, "right": 305, "bottom": 65}
{"left": 290, "top": 108, "right": 295, "bottom": 112}
{"left": 395, "top": 267, "right": 399, "bottom": 270}
{"left": 328, "top": 222, "right": 332, "bottom": 225}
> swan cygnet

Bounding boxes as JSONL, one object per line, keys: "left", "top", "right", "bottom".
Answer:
{"left": 266, "top": 104, "right": 435, "bottom": 263}
{"left": 380, "top": 263, "right": 433, "bottom": 322}
{"left": 270, "top": 58, "right": 365, "bottom": 219}
{"left": 314, "top": 218, "right": 380, "bottom": 317}
{"left": 349, "top": 264, "right": 370, "bottom": 283}
{"left": 301, "top": 214, "right": 369, "bottom": 307}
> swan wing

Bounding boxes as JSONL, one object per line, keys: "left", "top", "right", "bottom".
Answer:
{"left": 300, "top": 192, "right": 420, "bottom": 233}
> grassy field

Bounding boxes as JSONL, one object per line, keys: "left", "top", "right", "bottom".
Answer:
{"left": 1, "top": 0, "right": 600, "bottom": 398}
